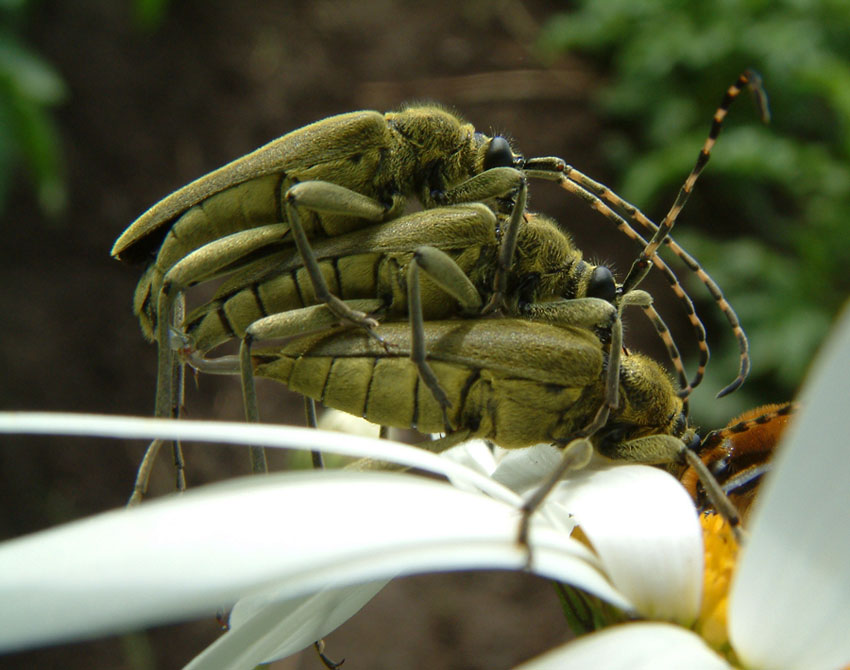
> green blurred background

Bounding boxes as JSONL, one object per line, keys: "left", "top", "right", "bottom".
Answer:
{"left": 1, "top": 1, "right": 847, "bottom": 668}
{"left": 540, "top": 0, "right": 850, "bottom": 425}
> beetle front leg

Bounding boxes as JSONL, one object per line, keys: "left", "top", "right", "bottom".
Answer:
{"left": 481, "top": 177, "right": 527, "bottom": 316}
{"left": 513, "top": 295, "right": 640, "bottom": 546}
{"left": 599, "top": 433, "right": 745, "bottom": 543}
{"left": 515, "top": 315, "right": 626, "bottom": 550}
{"left": 439, "top": 166, "right": 527, "bottom": 316}
{"left": 517, "top": 435, "right": 594, "bottom": 550}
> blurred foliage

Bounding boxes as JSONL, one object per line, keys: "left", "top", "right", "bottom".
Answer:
{"left": 0, "top": 0, "right": 66, "bottom": 218}
{"left": 132, "top": 0, "right": 169, "bottom": 30}
{"left": 0, "top": 0, "right": 168, "bottom": 220}
{"left": 538, "top": 0, "right": 850, "bottom": 425}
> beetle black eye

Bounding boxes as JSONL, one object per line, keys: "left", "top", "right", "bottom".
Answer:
{"left": 483, "top": 136, "right": 514, "bottom": 170}
{"left": 587, "top": 266, "right": 617, "bottom": 302}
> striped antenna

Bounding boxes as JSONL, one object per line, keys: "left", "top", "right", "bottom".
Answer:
{"left": 560, "top": 70, "right": 769, "bottom": 396}
{"left": 558, "top": 176, "right": 709, "bottom": 395}
{"left": 621, "top": 70, "right": 770, "bottom": 289}
{"left": 636, "top": 301, "right": 691, "bottom": 411}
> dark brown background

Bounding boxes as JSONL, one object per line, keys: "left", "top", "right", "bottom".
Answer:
{"left": 0, "top": 2, "right": 692, "bottom": 668}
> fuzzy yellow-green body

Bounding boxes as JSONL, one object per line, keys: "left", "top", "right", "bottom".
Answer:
{"left": 183, "top": 204, "right": 604, "bottom": 354}
{"left": 252, "top": 319, "right": 686, "bottom": 455}
{"left": 112, "top": 106, "right": 530, "bottom": 340}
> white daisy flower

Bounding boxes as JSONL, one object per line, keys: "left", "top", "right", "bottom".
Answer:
{"left": 517, "top": 303, "right": 850, "bottom": 670}
{"left": 0, "top": 306, "right": 846, "bottom": 669}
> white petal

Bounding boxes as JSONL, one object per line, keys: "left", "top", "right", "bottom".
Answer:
{"left": 0, "top": 413, "right": 520, "bottom": 506}
{"left": 0, "top": 470, "right": 627, "bottom": 655}
{"left": 548, "top": 465, "right": 703, "bottom": 623}
{"left": 441, "top": 439, "right": 499, "bottom": 491}
{"left": 491, "top": 443, "right": 563, "bottom": 495}
{"left": 185, "top": 582, "right": 388, "bottom": 669}
{"left": 513, "top": 622, "right": 730, "bottom": 670}
{"left": 444, "top": 442, "right": 568, "bottom": 498}
{"left": 730, "top": 304, "right": 850, "bottom": 670}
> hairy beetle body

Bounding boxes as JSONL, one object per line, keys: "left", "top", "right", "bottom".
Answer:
{"left": 183, "top": 204, "right": 608, "bottom": 355}
{"left": 252, "top": 318, "right": 687, "bottom": 457}
{"left": 113, "top": 107, "right": 549, "bottom": 339}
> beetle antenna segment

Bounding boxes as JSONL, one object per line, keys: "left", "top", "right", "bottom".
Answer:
{"left": 636, "top": 302, "right": 691, "bottom": 410}
{"left": 558, "top": 176, "right": 709, "bottom": 394}
{"left": 560, "top": 69, "right": 769, "bottom": 397}
{"left": 621, "top": 70, "right": 766, "bottom": 395}
{"left": 623, "top": 70, "right": 769, "bottom": 278}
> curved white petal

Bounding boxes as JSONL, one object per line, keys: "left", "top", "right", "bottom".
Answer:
{"left": 491, "top": 443, "right": 563, "bottom": 495}
{"left": 731, "top": 305, "right": 850, "bottom": 670}
{"left": 440, "top": 439, "right": 499, "bottom": 491}
{"left": 513, "top": 622, "right": 730, "bottom": 670}
{"left": 185, "top": 582, "right": 388, "bottom": 670}
{"left": 0, "top": 470, "right": 628, "bottom": 655}
{"left": 547, "top": 465, "right": 703, "bottom": 623}
{"left": 0, "top": 413, "right": 520, "bottom": 506}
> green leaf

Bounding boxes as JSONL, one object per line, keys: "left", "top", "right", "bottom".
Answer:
{"left": 0, "top": 34, "right": 67, "bottom": 104}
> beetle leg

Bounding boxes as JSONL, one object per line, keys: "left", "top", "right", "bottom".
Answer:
{"left": 313, "top": 639, "right": 344, "bottom": 670}
{"left": 521, "top": 297, "right": 618, "bottom": 333}
{"left": 238, "top": 300, "right": 381, "bottom": 476}
{"left": 408, "top": 246, "right": 483, "bottom": 314}
{"left": 303, "top": 398, "right": 325, "bottom": 469}
{"left": 285, "top": 207, "right": 381, "bottom": 334}
{"left": 406, "top": 244, "right": 488, "bottom": 429}
{"left": 520, "top": 295, "right": 624, "bottom": 412}
{"left": 284, "top": 181, "right": 391, "bottom": 340}
{"left": 239, "top": 300, "right": 385, "bottom": 429}
{"left": 481, "top": 177, "right": 527, "bottom": 316}
{"left": 600, "top": 434, "right": 745, "bottom": 544}
{"left": 439, "top": 165, "right": 523, "bottom": 205}
{"left": 129, "top": 296, "right": 186, "bottom": 507}
{"left": 518, "top": 436, "right": 594, "bottom": 551}
{"left": 127, "top": 439, "right": 164, "bottom": 507}
{"left": 440, "top": 166, "right": 527, "bottom": 316}
{"left": 407, "top": 257, "right": 450, "bottom": 430}
{"left": 516, "top": 295, "right": 644, "bottom": 546}
{"left": 150, "top": 234, "right": 276, "bottom": 491}
{"left": 151, "top": 225, "right": 292, "bottom": 422}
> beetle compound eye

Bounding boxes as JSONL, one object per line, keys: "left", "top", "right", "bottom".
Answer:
{"left": 483, "top": 136, "right": 514, "bottom": 170}
{"left": 587, "top": 266, "right": 617, "bottom": 303}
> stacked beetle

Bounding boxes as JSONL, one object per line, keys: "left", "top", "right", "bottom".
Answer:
{"left": 113, "top": 71, "right": 769, "bottom": 534}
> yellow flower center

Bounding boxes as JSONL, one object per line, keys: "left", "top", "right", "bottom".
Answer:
{"left": 695, "top": 512, "right": 738, "bottom": 657}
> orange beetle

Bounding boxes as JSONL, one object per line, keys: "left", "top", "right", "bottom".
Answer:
{"left": 681, "top": 403, "right": 796, "bottom": 520}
